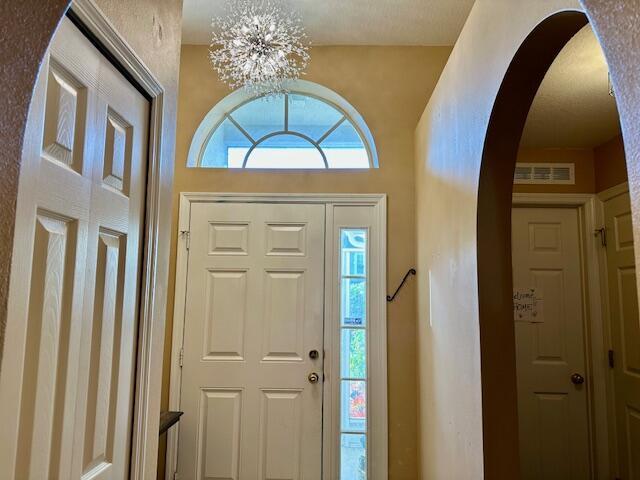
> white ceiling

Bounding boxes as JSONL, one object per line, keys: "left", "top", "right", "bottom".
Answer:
{"left": 521, "top": 24, "right": 621, "bottom": 149}
{"left": 182, "top": 0, "right": 477, "bottom": 46}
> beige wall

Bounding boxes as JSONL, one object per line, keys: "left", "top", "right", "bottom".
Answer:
{"left": 511, "top": 137, "right": 629, "bottom": 195}
{"left": 415, "top": 1, "right": 585, "bottom": 478}
{"left": 415, "top": 0, "right": 640, "bottom": 477}
{"left": 513, "top": 147, "right": 596, "bottom": 193}
{"left": 160, "top": 44, "right": 452, "bottom": 479}
{"left": 595, "top": 134, "right": 628, "bottom": 192}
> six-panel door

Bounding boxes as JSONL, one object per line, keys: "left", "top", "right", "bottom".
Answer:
{"left": 178, "top": 202, "right": 325, "bottom": 480}
{"left": 0, "top": 18, "right": 148, "bottom": 479}
{"left": 604, "top": 191, "right": 640, "bottom": 480}
{"left": 512, "top": 207, "right": 591, "bottom": 480}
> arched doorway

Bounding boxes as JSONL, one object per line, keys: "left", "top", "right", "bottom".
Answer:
{"left": 477, "top": 10, "right": 589, "bottom": 477}
{"left": 478, "top": 7, "right": 640, "bottom": 479}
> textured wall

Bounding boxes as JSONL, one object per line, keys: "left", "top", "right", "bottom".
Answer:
{"left": 583, "top": 0, "right": 640, "bottom": 276}
{"left": 158, "top": 44, "right": 452, "bottom": 479}
{"left": 414, "top": 0, "right": 640, "bottom": 478}
{"left": 0, "top": 0, "right": 183, "bottom": 476}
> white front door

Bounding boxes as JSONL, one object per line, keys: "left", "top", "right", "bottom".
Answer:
{"left": 512, "top": 207, "right": 591, "bottom": 479}
{"left": 0, "top": 18, "right": 148, "bottom": 479}
{"left": 603, "top": 190, "right": 640, "bottom": 479}
{"left": 177, "top": 202, "right": 325, "bottom": 480}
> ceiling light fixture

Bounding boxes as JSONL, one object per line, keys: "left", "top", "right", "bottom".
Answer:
{"left": 209, "top": 1, "right": 310, "bottom": 95}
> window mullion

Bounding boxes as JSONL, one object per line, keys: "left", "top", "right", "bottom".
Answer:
{"left": 226, "top": 113, "right": 256, "bottom": 143}
{"left": 317, "top": 115, "right": 346, "bottom": 144}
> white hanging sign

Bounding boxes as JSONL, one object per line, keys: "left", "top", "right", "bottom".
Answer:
{"left": 513, "top": 288, "right": 544, "bottom": 323}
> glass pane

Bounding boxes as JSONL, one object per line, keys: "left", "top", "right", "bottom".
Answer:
{"left": 341, "top": 329, "right": 366, "bottom": 379}
{"left": 201, "top": 118, "right": 252, "bottom": 168}
{"left": 244, "top": 134, "right": 326, "bottom": 169}
{"left": 322, "top": 120, "right": 369, "bottom": 169}
{"left": 341, "top": 380, "right": 366, "bottom": 432}
{"left": 325, "top": 148, "right": 370, "bottom": 169}
{"left": 288, "top": 93, "right": 344, "bottom": 141}
{"left": 341, "top": 230, "right": 367, "bottom": 276}
{"left": 341, "top": 434, "right": 366, "bottom": 480}
{"left": 341, "top": 278, "right": 366, "bottom": 326}
{"left": 230, "top": 94, "right": 285, "bottom": 140}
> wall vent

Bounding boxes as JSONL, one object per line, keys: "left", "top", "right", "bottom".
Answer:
{"left": 514, "top": 163, "right": 575, "bottom": 185}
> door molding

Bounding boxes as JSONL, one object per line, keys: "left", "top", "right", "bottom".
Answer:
{"left": 167, "top": 192, "right": 388, "bottom": 480}
{"left": 512, "top": 192, "right": 612, "bottom": 479}
{"left": 67, "top": 2, "right": 167, "bottom": 477}
{"left": 598, "top": 181, "right": 629, "bottom": 202}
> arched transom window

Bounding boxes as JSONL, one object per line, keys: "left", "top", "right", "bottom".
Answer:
{"left": 187, "top": 81, "right": 378, "bottom": 169}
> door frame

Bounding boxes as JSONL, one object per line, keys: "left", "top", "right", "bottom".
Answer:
{"left": 65, "top": 2, "right": 167, "bottom": 477}
{"left": 596, "top": 181, "right": 632, "bottom": 478}
{"left": 512, "top": 192, "right": 613, "bottom": 479}
{"left": 166, "top": 192, "right": 388, "bottom": 480}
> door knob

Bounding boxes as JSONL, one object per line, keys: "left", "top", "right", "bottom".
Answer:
{"left": 308, "top": 372, "right": 320, "bottom": 384}
{"left": 571, "top": 373, "right": 585, "bottom": 385}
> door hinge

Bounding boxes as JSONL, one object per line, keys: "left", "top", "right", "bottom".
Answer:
{"left": 608, "top": 349, "right": 615, "bottom": 369}
{"left": 594, "top": 227, "right": 607, "bottom": 247}
{"left": 179, "top": 230, "right": 190, "bottom": 250}
{"left": 179, "top": 347, "right": 184, "bottom": 368}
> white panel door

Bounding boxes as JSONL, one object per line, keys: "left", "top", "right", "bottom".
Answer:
{"left": 178, "top": 202, "right": 325, "bottom": 480}
{"left": 0, "top": 18, "right": 148, "bottom": 480}
{"left": 512, "top": 207, "right": 591, "bottom": 479}
{"left": 603, "top": 190, "right": 640, "bottom": 480}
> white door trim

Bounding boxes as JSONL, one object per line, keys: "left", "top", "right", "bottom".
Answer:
{"left": 512, "top": 192, "right": 612, "bottom": 479}
{"left": 67, "top": 2, "right": 167, "bottom": 478}
{"left": 598, "top": 182, "right": 629, "bottom": 202}
{"left": 167, "top": 192, "right": 388, "bottom": 480}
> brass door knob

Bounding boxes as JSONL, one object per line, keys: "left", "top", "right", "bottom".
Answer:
{"left": 308, "top": 372, "right": 320, "bottom": 384}
{"left": 571, "top": 373, "right": 585, "bottom": 385}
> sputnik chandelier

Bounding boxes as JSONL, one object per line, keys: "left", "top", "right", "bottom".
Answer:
{"left": 209, "top": 1, "right": 310, "bottom": 95}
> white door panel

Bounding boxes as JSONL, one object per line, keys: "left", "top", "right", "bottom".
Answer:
{"left": 0, "top": 17, "right": 148, "bottom": 479}
{"left": 512, "top": 207, "right": 591, "bottom": 480}
{"left": 178, "top": 202, "right": 325, "bottom": 480}
{"left": 604, "top": 190, "right": 640, "bottom": 479}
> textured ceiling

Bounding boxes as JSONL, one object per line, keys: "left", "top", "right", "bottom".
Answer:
{"left": 521, "top": 24, "right": 621, "bottom": 148}
{"left": 182, "top": 0, "right": 477, "bottom": 46}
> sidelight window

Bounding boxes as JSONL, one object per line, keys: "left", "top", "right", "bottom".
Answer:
{"left": 339, "top": 229, "right": 368, "bottom": 479}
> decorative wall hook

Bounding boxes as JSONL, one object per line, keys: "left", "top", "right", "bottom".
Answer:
{"left": 387, "top": 268, "right": 416, "bottom": 302}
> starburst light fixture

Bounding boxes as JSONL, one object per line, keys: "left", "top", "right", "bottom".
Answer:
{"left": 209, "top": 1, "right": 310, "bottom": 95}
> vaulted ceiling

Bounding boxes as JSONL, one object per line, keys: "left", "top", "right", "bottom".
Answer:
{"left": 182, "top": 3, "right": 620, "bottom": 149}
{"left": 181, "top": 0, "right": 477, "bottom": 46}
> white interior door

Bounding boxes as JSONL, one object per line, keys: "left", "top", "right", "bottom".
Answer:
{"left": 512, "top": 206, "right": 591, "bottom": 479}
{"left": 603, "top": 190, "right": 640, "bottom": 480}
{"left": 177, "top": 202, "right": 325, "bottom": 480}
{"left": 0, "top": 18, "right": 149, "bottom": 479}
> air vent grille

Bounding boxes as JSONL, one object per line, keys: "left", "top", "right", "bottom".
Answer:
{"left": 514, "top": 163, "right": 575, "bottom": 185}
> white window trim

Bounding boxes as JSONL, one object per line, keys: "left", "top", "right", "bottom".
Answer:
{"left": 185, "top": 80, "right": 379, "bottom": 169}
{"left": 166, "top": 192, "right": 387, "bottom": 480}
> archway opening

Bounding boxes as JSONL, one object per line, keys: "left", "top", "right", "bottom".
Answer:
{"left": 477, "top": 10, "right": 589, "bottom": 477}
{"left": 479, "top": 9, "right": 639, "bottom": 479}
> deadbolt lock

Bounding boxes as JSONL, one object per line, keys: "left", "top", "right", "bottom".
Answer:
{"left": 309, "top": 349, "right": 319, "bottom": 359}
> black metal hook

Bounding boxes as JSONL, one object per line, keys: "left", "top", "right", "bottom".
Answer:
{"left": 386, "top": 268, "right": 416, "bottom": 302}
